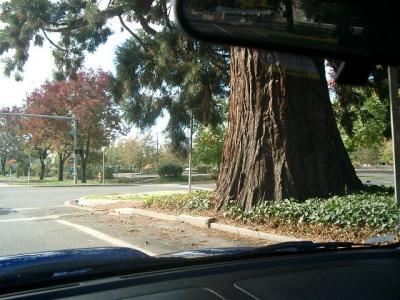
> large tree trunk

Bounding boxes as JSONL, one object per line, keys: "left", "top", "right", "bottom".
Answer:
{"left": 58, "top": 153, "right": 65, "bottom": 181}
{"left": 80, "top": 138, "right": 90, "bottom": 183}
{"left": 216, "top": 48, "right": 362, "bottom": 211}
{"left": 81, "top": 158, "right": 87, "bottom": 183}
{"left": 0, "top": 157, "right": 6, "bottom": 176}
{"left": 39, "top": 160, "right": 45, "bottom": 181}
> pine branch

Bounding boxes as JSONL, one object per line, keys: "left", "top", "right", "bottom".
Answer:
{"left": 41, "top": 30, "right": 67, "bottom": 52}
{"left": 117, "top": 15, "right": 147, "bottom": 49}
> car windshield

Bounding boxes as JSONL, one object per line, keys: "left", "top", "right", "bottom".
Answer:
{"left": 0, "top": 0, "right": 398, "bottom": 261}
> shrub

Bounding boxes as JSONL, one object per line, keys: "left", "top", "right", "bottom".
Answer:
{"left": 143, "top": 191, "right": 214, "bottom": 211}
{"left": 105, "top": 167, "right": 114, "bottom": 179}
{"left": 196, "top": 164, "right": 210, "bottom": 173}
{"left": 210, "top": 169, "right": 219, "bottom": 180}
{"left": 157, "top": 164, "right": 183, "bottom": 178}
{"left": 223, "top": 187, "right": 400, "bottom": 231}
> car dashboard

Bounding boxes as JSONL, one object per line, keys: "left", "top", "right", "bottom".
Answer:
{"left": 3, "top": 248, "right": 400, "bottom": 299}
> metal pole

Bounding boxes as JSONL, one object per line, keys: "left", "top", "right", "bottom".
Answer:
{"left": 388, "top": 66, "right": 400, "bottom": 206}
{"left": 156, "top": 132, "right": 159, "bottom": 168}
{"left": 188, "top": 112, "right": 193, "bottom": 193}
{"left": 102, "top": 149, "right": 105, "bottom": 184}
{"left": 0, "top": 112, "right": 74, "bottom": 120}
{"left": 73, "top": 118, "right": 78, "bottom": 184}
{"left": 27, "top": 163, "right": 30, "bottom": 185}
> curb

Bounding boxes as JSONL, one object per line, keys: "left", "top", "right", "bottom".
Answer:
{"left": 177, "top": 214, "right": 216, "bottom": 228}
{"left": 113, "top": 207, "right": 298, "bottom": 243}
{"left": 209, "top": 223, "right": 300, "bottom": 243}
{"left": 78, "top": 195, "right": 179, "bottom": 208}
{"left": 78, "top": 197, "right": 129, "bottom": 207}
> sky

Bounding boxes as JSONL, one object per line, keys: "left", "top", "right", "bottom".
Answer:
{"left": 0, "top": 17, "right": 169, "bottom": 144}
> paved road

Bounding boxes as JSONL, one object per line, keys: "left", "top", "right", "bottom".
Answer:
{"left": 0, "top": 183, "right": 264, "bottom": 257}
{"left": 356, "top": 169, "right": 394, "bottom": 186}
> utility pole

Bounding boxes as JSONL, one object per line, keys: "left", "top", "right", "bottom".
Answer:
{"left": 72, "top": 118, "right": 78, "bottom": 184}
{"left": 156, "top": 132, "right": 159, "bottom": 168}
{"left": 0, "top": 112, "right": 79, "bottom": 184}
{"left": 28, "top": 162, "right": 31, "bottom": 184}
{"left": 101, "top": 146, "right": 106, "bottom": 184}
{"left": 188, "top": 111, "right": 193, "bottom": 193}
{"left": 388, "top": 66, "right": 400, "bottom": 206}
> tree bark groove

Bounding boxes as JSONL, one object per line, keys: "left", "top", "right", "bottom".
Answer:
{"left": 216, "top": 48, "right": 362, "bottom": 211}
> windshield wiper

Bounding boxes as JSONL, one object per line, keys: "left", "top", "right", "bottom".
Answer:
{"left": 244, "top": 241, "right": 394, "bottom": 255}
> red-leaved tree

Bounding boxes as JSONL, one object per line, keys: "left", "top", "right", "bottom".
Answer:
{"left": 23, "top": 70, "right": 121, "bottom": 181}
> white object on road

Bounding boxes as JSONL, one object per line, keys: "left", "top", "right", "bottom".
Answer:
{"left": 177, "top": 214, "right": 216, "bottom": 228}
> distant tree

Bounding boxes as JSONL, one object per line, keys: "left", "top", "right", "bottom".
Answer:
{"left": 193, "top": 125, "right": 226, "bottom": 171}
{"left": 64, "top": 70, "right": 122, "bottom": 182}
{"left": 0, "top": 106, "right": 25, "bottom": 176}
{"left": 333, "top": 89, "right": 387, "bottom": 154}
{"left": 113, "top": 134, "right": 157, "bottom": 173}
{"left": 106, "top": 143, "right": 124, "bottom": 174}
{"left": 23, "top": 87, "right": 60, "bottom": 180}
{"left": 119, "top": 137, "right": 141, "bottom": 172}
{"left": 22, "top": 70, "right": 121, "bottom": 182}
{"left": 333, "top": 88, "right": 388, "bottom": 166}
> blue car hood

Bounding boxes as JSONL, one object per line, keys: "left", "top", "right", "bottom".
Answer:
{"left": 0, "top": 247, "right": 149, "bottom": 275}
{"left": 0, "top": 246, "right": 257, "bottom": 282}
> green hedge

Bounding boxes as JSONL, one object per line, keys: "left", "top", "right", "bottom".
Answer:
{"left": 157, "top": 164, "right": 183, "bottom": 178}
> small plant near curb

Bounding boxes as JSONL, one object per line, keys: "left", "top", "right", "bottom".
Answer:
{"left": 143, "top": 191, "right": 214, "bottom": 211}
{"left": 223, "top": 187, "right": 400, "bottom": 232}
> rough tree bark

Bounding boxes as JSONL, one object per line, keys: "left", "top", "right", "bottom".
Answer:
{"left": 80, "top": 137, "right": 90, "bottom": 183}
{"left": 39, "top": 160, "right": 46, "bottom": 181}
{"left": 216, "top": 48, "right": 362, "bottom": 211}
{"left": 57, "top": 152, "right": 69, "bottom": 181}
{"left": 38, "top": 148, "right": 49, "bottom": 181}
{"left": 0, "top": 157, "right": 6, "bottom": 176}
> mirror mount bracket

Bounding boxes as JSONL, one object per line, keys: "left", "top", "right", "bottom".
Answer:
{"left": 334, "top": 60, "right": 375, "bottom": 85}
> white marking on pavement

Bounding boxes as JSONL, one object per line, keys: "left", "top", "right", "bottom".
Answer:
{"left": 10, "top": 205, "right": 64, "bottom": 211}
{"left": 0, "top": 213, "right": 82, "bottom": 222}
{"left": 0, "top": 215, "right": 60, "bottom": 223}
{"left": 56, "top": 219, "right": 156, "bottom": 256}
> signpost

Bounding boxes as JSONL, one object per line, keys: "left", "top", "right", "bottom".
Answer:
{"left": 0, "top": 112, "right": 78, "bottom": 184}
{"left": 101, "top": 146, "right": 106, "bottom": 184}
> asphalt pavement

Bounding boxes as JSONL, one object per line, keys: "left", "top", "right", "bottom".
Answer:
{"left": 0, "top": 183, "right": 264, "bottom": 257}
{"left": 356, "top": 168, "right": 394, "bottom": 186}
{"left": 0, "top": 169, "right": 394, "bottom": 257}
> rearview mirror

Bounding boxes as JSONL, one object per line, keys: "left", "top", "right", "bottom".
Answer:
{"left": 175, "top": 0, "right": 399, "bottom": 66}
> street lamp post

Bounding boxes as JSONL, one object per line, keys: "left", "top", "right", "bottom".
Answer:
{"left": 188, "top": 111, "right": 193, "bottom": 193}
{"left": 72, "top": 117, "right": 78, "bottom": 184}
{"left": 101, "top": 146, "right": 106, "bottom": 184}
